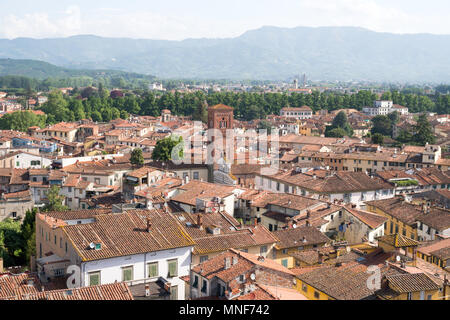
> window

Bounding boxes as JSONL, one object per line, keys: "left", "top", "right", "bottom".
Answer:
{"left": 168, "top": 259, "right": 178, "bottom": 278}
{"left": 302, "top": 283, "right": 308, "bottom": 292}
{"left": 314, "top": 291, "right": 320, "bottom": 299}
{"left": 268, "top": 224, "right": 273, "bottom": 232}
{"left": 193, "top": 275, "right": 199, "bottom": 288}
{"left": 193, "top": 172, "right": 199, "bottom": 180}
{"left": 60, "top": 237, "right": 62, "bottom": 248}
{"left": 282, "top": 249, "right": 288, "bottom": 254}
{"left": 281, "top": 259, "right": 288, "bottom": 268}
{"left": 201, "top": 280, "right": 208, "bottom": 294}
{"left": 239, "top": 274, "right": 245, "bottom": 282}
{"left": 260, "top": 246, "right": 267, "bottom": 255}
{"left": 200, "top": 256, "right": 209, "bottom": 263}
{"left": 420, "top": 291, "right": 425, "bottom": 300}
{"left": 12, "top": 212, "right": 17, "bottom": 218}
{"left": 122, "top": 266, "right": 133, "bottom": 282}
{"left": 65, "top": 242, "right": 68, "bottom": 253}
{"left": 88, "top": 271, "right": 101, "bottom": 286}
{"left": 407, "top": 292, "right": 412, "bottom": 300}
{"left": 147, "top": 262, "right": 158, "bottom": 278}
{"left": 68, "top": 187, "right": 72, "bottom": 192}
{"left": 54, "top": 268, "right": 65, "bottom": 277}
{"left": 170, "top": 285, "right": 178, "bottom": 300}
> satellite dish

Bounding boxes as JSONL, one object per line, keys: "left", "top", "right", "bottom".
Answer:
{"left": 250, "top": 273, "right": 256, "bottom": 281}
{"left": 89, "top": 242, "right": 95, "bottom": 249}
{"left": 396, "top": 255, "right": 401, "bottom": 262}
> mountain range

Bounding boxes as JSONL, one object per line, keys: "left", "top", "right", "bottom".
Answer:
{"left": 0, "top": 26, "right": 449, "bottom": 82}
{"left": 0, "top": 58, "right": 155, "bottom": 81}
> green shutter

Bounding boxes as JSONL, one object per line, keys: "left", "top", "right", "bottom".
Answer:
{"left": 168, "top": 260, "right": 177, "bottom": 277}
{"left": 89, "top": 272, "right": 100, "bottom": 286}
{"left": 123, "top": 267, "right": 133, "bottom": 281}
{"left": 148, "top": 263, "right": 158, "bottom": 278}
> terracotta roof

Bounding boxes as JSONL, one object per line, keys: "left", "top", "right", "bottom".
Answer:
{"left": 386, "top": 273, "right": 441, "bottom": 293}
{"left": 263, "top": 169, "right": 394, "bottom": 194}
{"left": 257, "top": 284, "right": 308, "bottom": 300}
{"left": 192, "top": 249, "right": 294, "bottom": 283}
{"left": 3, "top": 282, "right": 133, "bottom": 300}
{"left": 236, "top": 287, "right": 278, "bottom": 300}
{"left": 344, "top": 206, "right": 388, "bottom": 229}
{"left": 376, "top": 168, "right": 450, "bottom": 186}
{"left": 416, "top": 208, "right": 450, "bottom": 231}
{"left": 43, "top": 209, "right": 111, "bottom": 221}
{"left": 2, "top": 190, "right": 32, "bottom": 200}
{"left": 63, "top": 174, "right": 92, "bottom": 189}
{"left": 172, "top": 181, "right": 237, "bottom": 206}
{"left": 281, "top": 106, "right": 312, "bottom": 112}
{"left": 419, "top": 238, "right": 450, "bottom": 260}
{"left": 295, "top": 262, "right": 401, "bottom": 300}
{"left": 208, "top": 104, "right": 234, "bottom": 110}
{"left": 377, "top": 234, "right": 419, "bottom": 248}
{"left": 273, "top": 227, "right": 330, "bottom": 249}
{"left": 126, "top": 166, "right": 160, "bottom": 178}
{"left": 0, "top": 273, "right": 41, "bottom": 298}
{"left": 366, "top": 197, "right": 424, "bottom": 226}
{"left": 177, "top": 211, "right": 278, "bottom": 254}
{"left": 9, "top": 169, "right": 29, "bottom": 185}
{"left": 63, "top": 209, "right": 196, "bottom": 261}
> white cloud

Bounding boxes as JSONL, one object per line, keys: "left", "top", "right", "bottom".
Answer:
{"left": 0, "top": 1, "right": 444, "bottom": 40}
{"left": 0, "top": 5, "right": 82, "bottom": 39}
{"left": 296, "top": 0, "right": 420, "bottom": 33}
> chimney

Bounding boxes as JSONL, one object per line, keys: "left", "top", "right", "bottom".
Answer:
{"left": 0, "top": 257, "right": 3, "bottom": 273}
{"left": 302, "top": 236, "right": 307, "bottom": 243}
{"left": 254, "top": 218, "right": 258, "bottom": 226}
{"left": 313, "top": 174, "right": 317, "bottom": 180}
{"left": 306, "top": 210, "right": 311, "bottom": 219}
{"left": 224, "top": 257, "right": 231, "bottom": 270}
{"left": 145, "top": 284, "right": 150, "bottom": 297}
{"left": 197, "top": 214, "right": 204, "bottom": 229}
{"left": 287, "top": 219, "right": 294, "bottom": 229}
{"left": 232, "top": 256, "right": 238, "bottom": 266}
{"left": 146, "top": 218, "right": 152, "bottom": 232}
{"left": 318, "top": 252, "right": 324, "bottom": 264}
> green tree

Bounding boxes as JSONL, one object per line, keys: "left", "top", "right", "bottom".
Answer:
{"left": 413, "top": 114, "right": 436, "bottom": 146}
{"left": 326, "top": 127, "right": 347, "bottom": 138}
{"left": 257, "top": 120, "right": 272, "bottom": 134}
{"left": 371, "top": 115, "right": 393, "bottom": 137}
{"left": 0, "top": 218, "right": 23, "bottom": 267}
{"left": 130, "top": 148, "right": 144, "bottom": 166}
{"left": 21, "top": 208, "right": 37, "bottom": 266}
{"left": 371, "top": 133, "right": 385, "bottom": 145}
{"left": 44, "top": 185, "right": 68, "bottom": 212}
{"left": 0, "top": 111, "right": 46, "bottom": 132}
{"left": 152, "top": 136, "right": 184, "bottom": 162}
{"left": 325, "top": 111, "right": 353, "bottom": 137}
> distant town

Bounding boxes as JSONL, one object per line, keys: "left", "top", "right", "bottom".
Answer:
{"left": 0, "top": 76, "right": 449, "bottom": 302}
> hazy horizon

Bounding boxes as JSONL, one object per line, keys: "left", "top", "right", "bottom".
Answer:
{"left": 3, "top": 25, "right": 450, "bottom": 42}
{"left": 1, "top": 0, "right": 450, "bottom": 40}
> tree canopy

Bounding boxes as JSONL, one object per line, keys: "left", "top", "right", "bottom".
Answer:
{"left": 0, "top": 111, "right": 46, "bottom": 132}
{"left": 325, "top": 111, "right": 353, "bottom": 137}
{"left": 152, "top": 136, "right": 184, "bottom": 162}
{"left": 130, "top": 148, "right": 145, "bottom": 166}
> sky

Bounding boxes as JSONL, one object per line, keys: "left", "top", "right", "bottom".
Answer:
{"left": 0, "top": 0, "right": 449, "bottom": 40}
